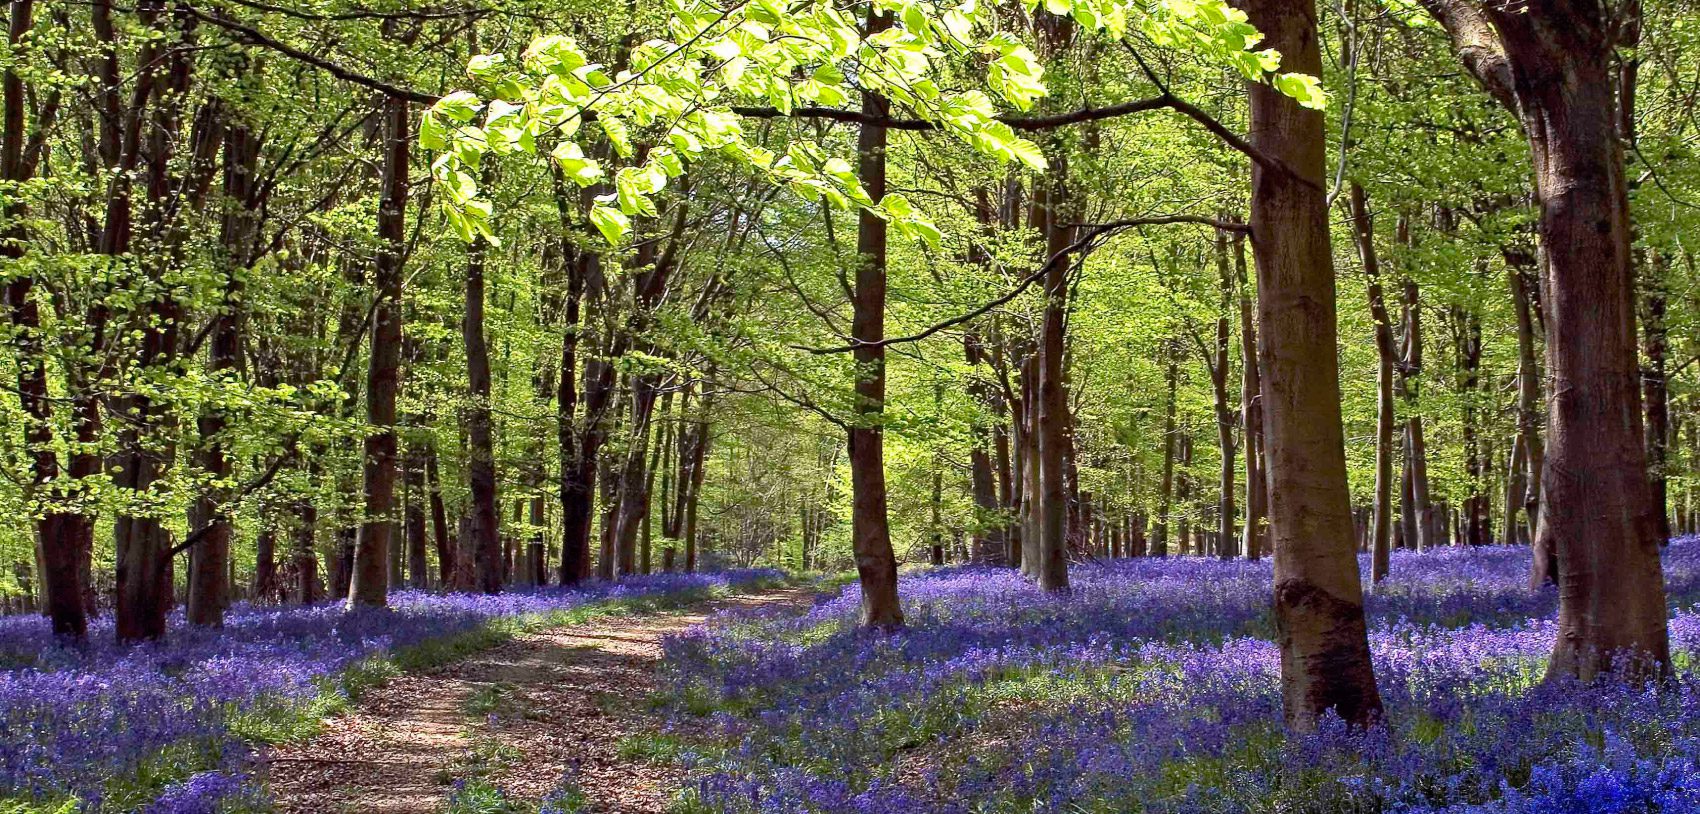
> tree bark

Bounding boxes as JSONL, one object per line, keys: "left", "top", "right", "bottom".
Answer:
{"left": 846, "top": 6, "right": 904, "bottom": 628}
{"left": 1349, "top": 183, "right": 1397, "bottom": 584}
{"left": 1245, "top": 0, "right": 1382, "bottom": 729}
{"left": 1418, "top": 1, "right": 1669, "bottom": 679}
{"left": 464, "top": 232, "right": 501, "bottom": 593}
{"left": 1210, "top": 229, "right": 1237, "bottom": 561}
{"left": 189, "top": 115, "right": 259, "bottom": 626}
{"left": 1154, "top": 346, "right": 1178, "bottom": 558}
{"left": 347, "top": 94, "right": 410, "bottom": 608}
{"left": 1235, "top": 231, "right": 1266, "bottom": 561}
{"left": 2, "top": 0, "right": 86, "bottom": 637}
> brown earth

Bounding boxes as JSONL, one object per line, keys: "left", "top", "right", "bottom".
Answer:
{"left": 263, "top": 587, "right": 815, "bottom": 814}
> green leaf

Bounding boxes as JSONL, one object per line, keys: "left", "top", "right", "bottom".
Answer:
{"left": 432, "top": 91, "right": 483, "bottom": 124}
{"left": 1275, "top": 72, "right": 1328, "bottom": 110}
{"left": 589, "top": 204, "right": 630, "bottom": 245}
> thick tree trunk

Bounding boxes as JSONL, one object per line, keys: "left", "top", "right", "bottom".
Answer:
{"left": 1032, "top": 161, "right": 1072, "bottom": 592}
{"left": 1420, "top": 0, "right": 1670, "bottom": 681}
{"left": 2, "top": 0, "right": 86, "bottom": 637}
{"left": 846, "top": 7, "right": 904, "bottom": 628}
{"left": 347, "top": 94, "right": 410, "bottom": 608}
{"left": 1523, "top": 31, "right": 1667, "bottom": 679}
{"left": 1245, "top": 0, "right": 1382, "bottom": 730}
{"left": 252, "top": 526, "right": 277, "bottom": 602}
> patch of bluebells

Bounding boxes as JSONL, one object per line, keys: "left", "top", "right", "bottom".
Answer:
{"left": 0, "top": 569, "right": 780, "bottom": 810}
{"left": 660, "top": 541, "right": 1700, "bottom": 813}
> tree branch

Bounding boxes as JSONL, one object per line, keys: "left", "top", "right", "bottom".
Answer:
{"left": 181, "top": 5, "right": 442, "bottom": 104}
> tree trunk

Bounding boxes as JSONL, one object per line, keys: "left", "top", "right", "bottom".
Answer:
{"left": 1211, "top": 229, "right": 1237, "bottom": 562}
{"left": 1235, "top": 231, "right": 1266, "bottom": 561}
{"left": 846, "top": 6, "right": 904, "bottom": 628}
{"left": 1508, "top": 261, "right": 1546, "bottom": 560}
{"left": 2, "top": 0, "right": 86, "bottom": 637}
{"left": 463, "top": 232, "right": 501, "bottom": 593}
{"left": 1421, "top": 0, "right": 1671, "bottom": 682}
{"left": 189, "top": 117, "right": 258, "bottom": 627}
{"left": 405, "top": 445, "right": 429, "bottom": 588}
{"left": 1643, "top": 253, "right": 1671, "bottom": 544}
{"left": 1246, "top": 0, "right": 1382, "bottom": 730}
{"left": 1453, "top": 303, "right": 1489, "bottom": 546}
{"left": 1349, "top": 183, "right": 1397, "bottom": 585}
{"left": 113, "top": 6, "right": 201, "bottom": 642}
{"left": 1154, "top": 346, "right": 1178, "bottom": 557}
{"left": 1396, "top": 264, "right": 1434, "bottom": 552}
{"left": 347, "top": 94, "right": 410, "bottom": 608}
{"left": 1032, "top": 166, "right": 1072, "bottom": 591}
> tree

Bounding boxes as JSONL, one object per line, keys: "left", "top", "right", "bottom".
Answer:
{"left": 1419, "top": 0, "right": 1671, "bottom": 680}
{"left": 347, "top": 93, "right": 410, "bottom": 608}
{"left": 1245, "top": 0, "right": 1383, "bottom": 729}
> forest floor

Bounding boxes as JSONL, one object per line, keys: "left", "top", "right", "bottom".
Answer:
{"left": 262, "top": 586, "right": 818, "bottom": 814}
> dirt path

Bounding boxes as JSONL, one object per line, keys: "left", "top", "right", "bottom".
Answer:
{"left": 264, "top": 587, "right": 816, "bottom": 814}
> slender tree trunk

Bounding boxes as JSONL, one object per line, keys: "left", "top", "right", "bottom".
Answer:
{"left": 1643, "top": 253, "right": 1671, "bottom": 544}
{"left": 1350, "top": 183, "right": 1397, "bottom": 584}
{"left": 463, "top": 233, "right": 501, "bottom": 593}
{"left": 1211, "top": 230, "right": 1237, "bottom": 561}
{"left": 846, "top": 6, "right": 903, "bottom": 628}
{"left": 405, "top": 445, "right": 429, "bottom": 588}
{"left": 347, "top": 94, "right": 410, "bottom": 608}
{"left": 1508, "top": 261, "right": 1547, "bottom": 564}
{"left": 1246, "top": 0, "right": 1382, "bottom": 729}
{"left": 424, "top": 447, "right": 453, "bottom": 585}
{"left": 1235, "top": 232, "right": 1266, "bottom": 561}
{"left": 189, "top": 117, "right": 258, "bottom": 627}
{"left": 1397, "top": 266, "right": 1434, "bottom": 553}
{"left": 1154, "top": 347, "right": 1178, "bottom": 557}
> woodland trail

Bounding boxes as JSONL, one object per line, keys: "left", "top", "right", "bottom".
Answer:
{"left": 263, "top": 586, "right": 819, "bottom": 814}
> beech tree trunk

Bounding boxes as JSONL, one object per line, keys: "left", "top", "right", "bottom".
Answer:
{"left": 2, "top": 0, "right": 86, "bottom": 637}
{"left": 1032, "top": 157, "right": 1072, "bottom": 592}
{"left": 113, "top": 6, "right": 201, "bottom": 641}
{"left": 1246, "top": 0, "right": 1382, "bottom": 729}
{"left": 464, "top": 233, "right": 501, "bottom": 593}
{"left": 1508, "top": 261, "right": 1546, "bottom": 561}
{"left": 1235, "top": 231, "right": 1266, "bottom": 561}
{"left": 1210, "top": 229, "right": 1237, "bottom": 562}
{"left": 1154, "top": 346, "right": 1178, "bottom": 558}
{"left": 405, "top": 446, "right": 429, "bottom": 589}
{"left": 347, "top": 94, "right": 410, "bottom": 608}
{"left": 1350, "top": 184, "right": 1397, "bottom": 584}
{"left": 1420, "top": 1, "right": 1669, "bottom": 679}
{"left": 1396, "top": 257, "right": 1434, "bottom": 553}
{"left": 846, "top": 7, "right": 903, "bottom": 628}
{"left": 189, "top": 115, "right": 258, "bottom": 627}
